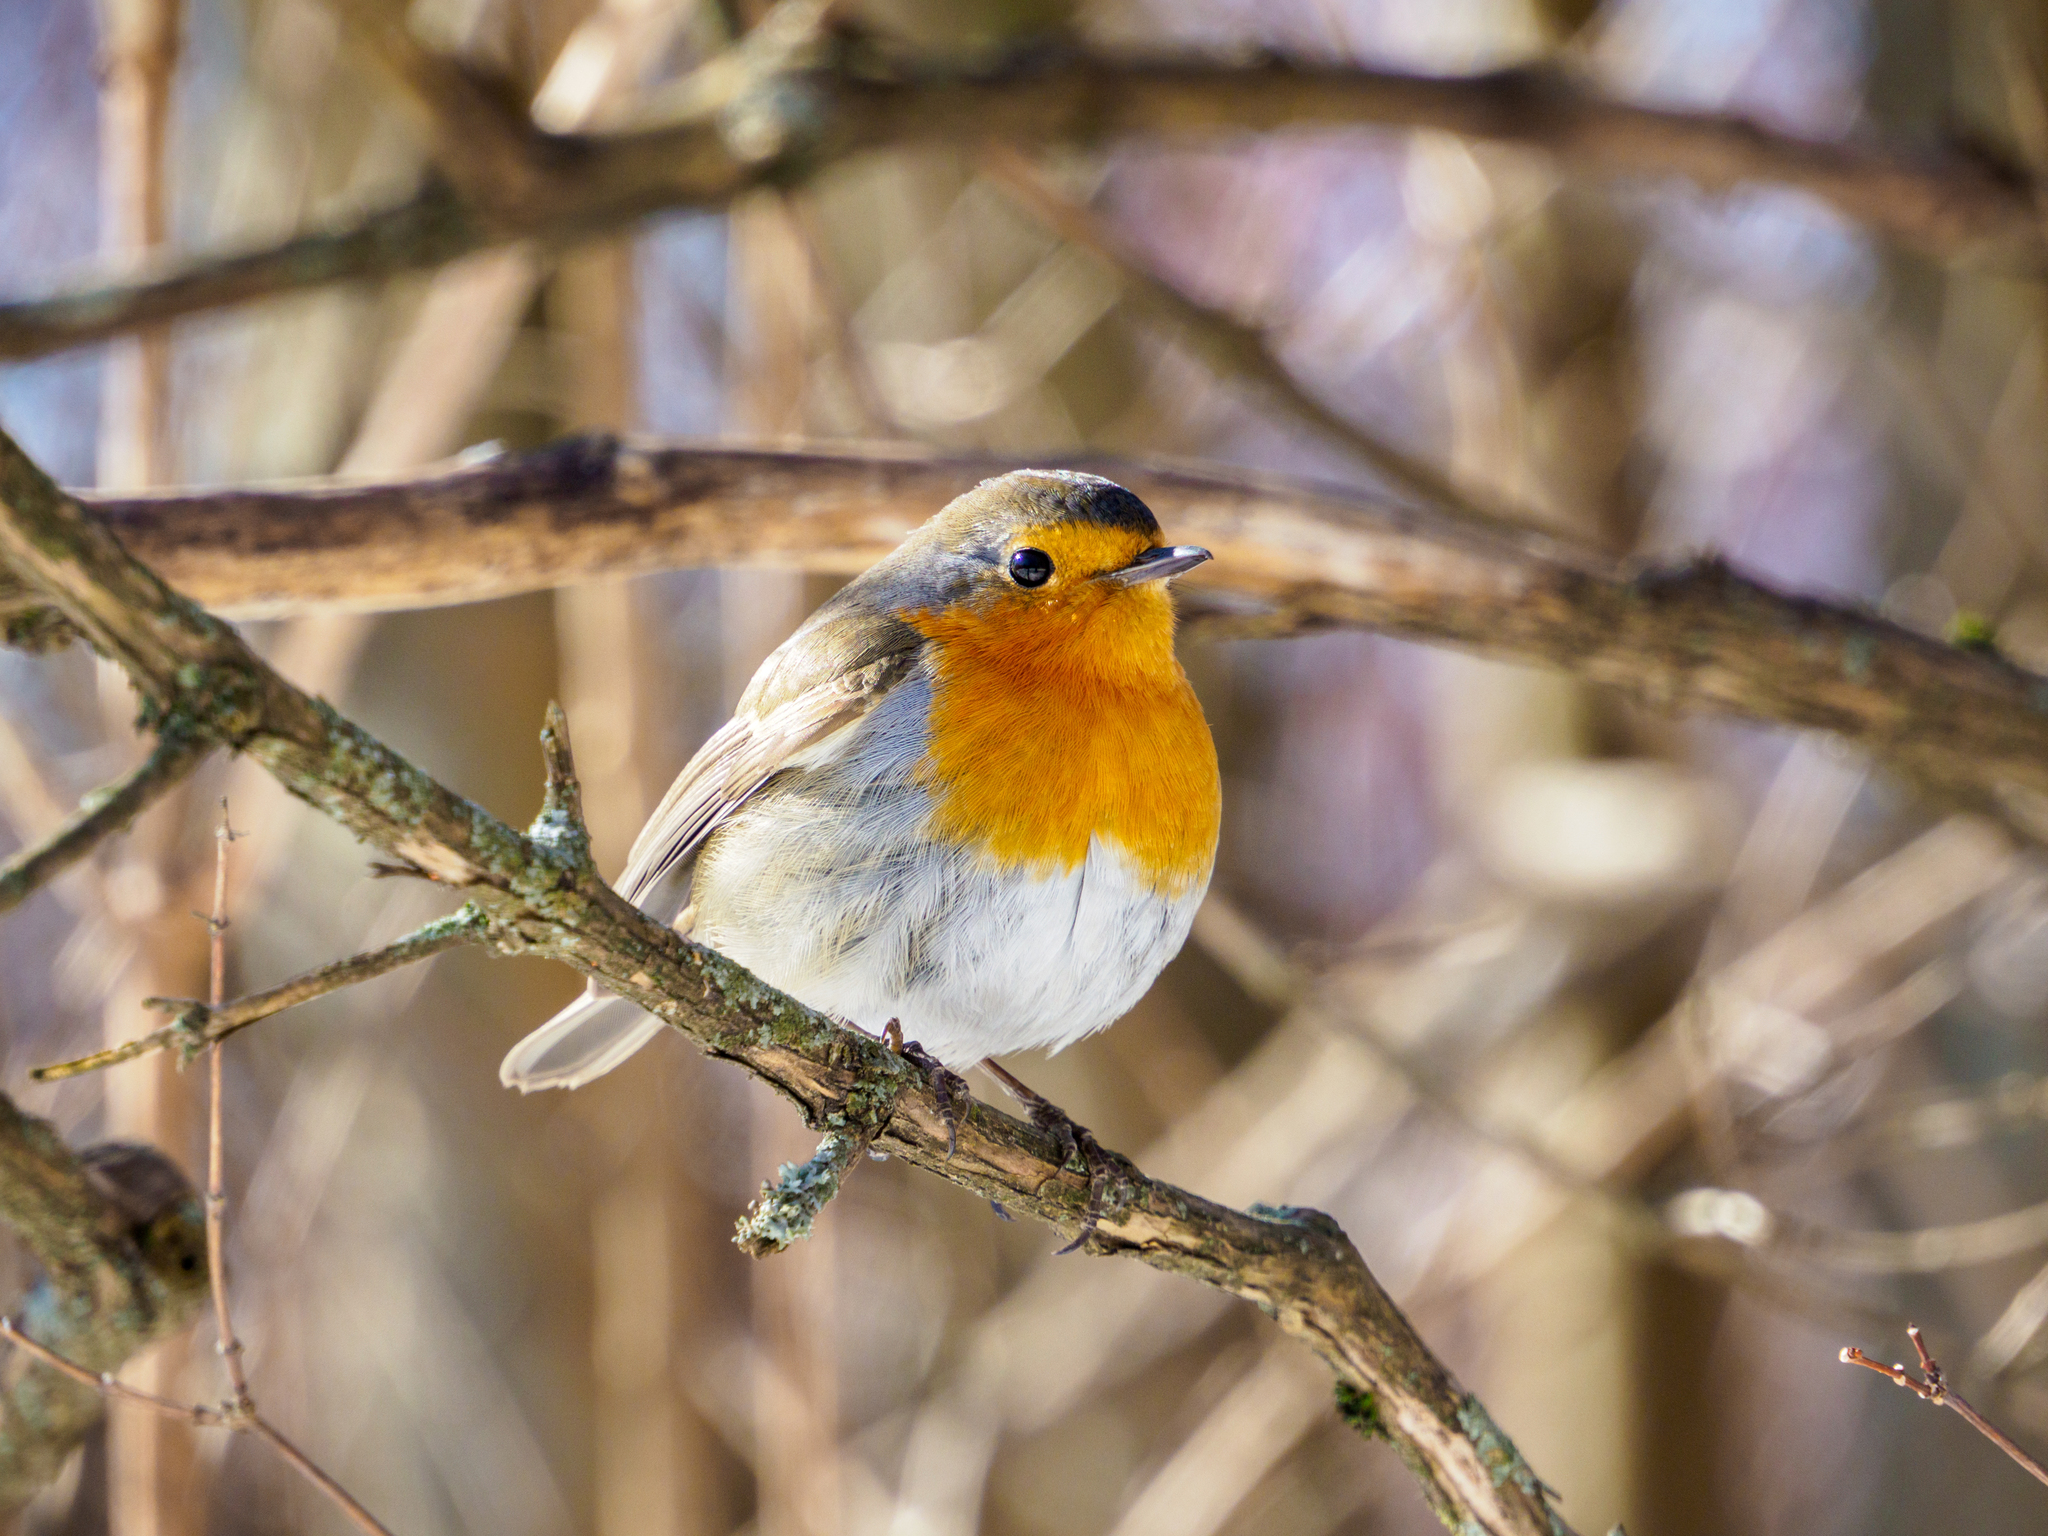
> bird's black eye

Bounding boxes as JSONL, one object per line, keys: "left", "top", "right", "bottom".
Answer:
{"left": 1008, "top": 547, "right": 1054, "bottom": 588}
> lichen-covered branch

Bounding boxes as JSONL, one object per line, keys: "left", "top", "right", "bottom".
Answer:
{"left": 0, "top": 50, "right": 2035, "bottom": 363}
{"left": 29, "top": 904, "right": 494, "bottom": 1081}
{"left": 734, "top": 1129, "right": 875, "bottom": 1257}
{"left": 0, "top": 732, "right": 210, "bottom": 915}
{"left": 0, "top": 1103, "right": 210, "bottom": 1512}
{"left": 0, "top": 428, "right": 1572, "bottom": 1535}
{"left": 72, "top": 435, "right": 2048, "bottom": 842}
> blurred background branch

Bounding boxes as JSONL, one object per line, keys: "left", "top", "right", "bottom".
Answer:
{"left": 52, "top": 437, "right": 2048, "bottom": 841}
{"left": 0, "top": 38, "right": 2043, "bottom": 363}
{"left": 10, "top": 0, "right": 2048, "bottom": 1533}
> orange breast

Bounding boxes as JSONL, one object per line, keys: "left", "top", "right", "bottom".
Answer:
{"left": 907, "top": 583, "right": 1220, "bottom": 897}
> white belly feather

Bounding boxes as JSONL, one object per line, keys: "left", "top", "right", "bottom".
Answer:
{"left": 685, "top": 674, "right": 1206, "bottom": 1069}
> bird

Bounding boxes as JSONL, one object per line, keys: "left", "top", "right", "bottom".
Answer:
{"left": 500, "top": 468, "right": 1220, "bottom": 1182}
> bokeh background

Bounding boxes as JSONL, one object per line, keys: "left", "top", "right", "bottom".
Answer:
{"left": 7, "top": 0, "right": 2048, "bottom": 1533}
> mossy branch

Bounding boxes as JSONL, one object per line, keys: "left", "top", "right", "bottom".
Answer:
{"left": 0, "top": 1105, "right": 210, "bottom": 1512}
{"left": 0, "top": 426, "right": 1573, "bottom": 1535}
{"left": 0, "top": 732, "right": 210, "bottom": 915}
{"left": 735, "top": 1129, "right": 875, "bottom": 1257}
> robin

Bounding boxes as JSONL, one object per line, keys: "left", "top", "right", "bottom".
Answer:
{"left": 501, "top": 469, "right": 1219, "bottom": 1196}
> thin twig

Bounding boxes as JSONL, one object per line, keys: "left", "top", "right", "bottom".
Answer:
{"left": 30, "top": 905, "right": 492, "bottom": 1080}
{"left": 1842, "top": 1326, "right": 2048, "bottom": 1490}
{"left": 0, "top": 733, "right": 208, "bottom": 915}
{"left": 203, "top": 800, "right": 249, "bottom": 1410}
{"left": 0, "top": 1319, "right": 225, "bottom": 1426}
{"left": 246, "top": 1415, "right": 396, "bottom": 1536}
{"left": 162, "top": 803, "right": 396, "bottom": 1534}
{"left": 0, "top": 1320, "right": 395, "bottom": 1535}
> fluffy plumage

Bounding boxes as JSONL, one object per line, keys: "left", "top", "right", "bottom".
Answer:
{"left": 501, "top": 470, "right": 1220, "bottom": 1090}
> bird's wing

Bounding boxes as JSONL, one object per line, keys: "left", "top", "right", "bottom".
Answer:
{"left": 614, "top": 640, "right": 922, "bottom": 914}
{"left": 502, "top": 568, "right": 931, "bottom": 1094}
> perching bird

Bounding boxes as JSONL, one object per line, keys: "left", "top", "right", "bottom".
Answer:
{"left": 500, "top": 469, "right": 1220, "bottom": 1158}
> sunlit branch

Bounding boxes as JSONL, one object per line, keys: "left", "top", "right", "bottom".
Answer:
{"left": 1843, "top": 1326, "right": 2048, "bottom": 1491}
{"left": 0, "top": 418, "right": 1574, "bottom": 1536}
{"left": 64, "top": 435, "right": 2048, "bottom": 846}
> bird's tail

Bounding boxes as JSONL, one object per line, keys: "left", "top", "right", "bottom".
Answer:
{"left": 499, "top": 987, "right": 666, "bottom": 1092}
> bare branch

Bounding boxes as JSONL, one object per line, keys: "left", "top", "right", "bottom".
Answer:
{"left": 30, "top": 905, "right": 494, "bottom": 1081}
{"left": 0, "top": 52, "right": 2035, "bottom": 363}
{"left": 977, "top": 147, "right": 1539, "bottom": 540}
{"left": 0, "top": 185, "right": 485, "bottom": 363}
{"left": 245, "top": 1416, "right": 395, "bottom": 1536}
{"left": 0, "top": 1319, "right": 224, "bottom": 1427}
{"left": 1843, "top": 1326, "right": 2048, "bottom": 1492}
{"left": 67, "top": 435, "right": 2048, "bottom": 844}
{"left": 321, "top": 0, "right": 564, "bottom": 218}
{"left": 0, "top": 425, "right": 1573, "bottom": 1536}
{"left": 0, "top": 732, "right": 209, "bottom": 915}
{"left": 0, "top": 1322, "right": 399, "bottom": 1536}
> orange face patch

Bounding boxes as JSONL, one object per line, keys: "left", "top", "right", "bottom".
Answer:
{"left": 904, "top": 524, "right": 1221, "bottom": 895}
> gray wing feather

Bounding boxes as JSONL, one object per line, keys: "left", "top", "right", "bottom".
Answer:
{"left": 615, "top": 644, "right": 921, "bottom": 913}
{"left": 500, "top": 540, "right": 940, "bottom": 1094}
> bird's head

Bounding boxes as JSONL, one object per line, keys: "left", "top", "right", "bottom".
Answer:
{"left": 896, "top": 471, "right": 1210, "bottom": 673}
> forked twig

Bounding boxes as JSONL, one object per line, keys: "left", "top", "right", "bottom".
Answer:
{"left": 191, "top": 807, "right": 391, "bottom": 1533}
{"left": 29, "top": 904, "right": 491, "bottom": 1080}
{"left": 0, "top": 803, "right": 404, "bottom": 1536}
{"left": 1841, "top": 1325, "right": 2048, "bottom": 1490}
{"left": 0, "top": 1318, "right": 393, "bottom": 1536}
{"left": 0, "top": 1319, "right": 227, "bottom": 1426}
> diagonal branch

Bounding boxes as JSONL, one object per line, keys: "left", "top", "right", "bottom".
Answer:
{"left": 0, "top": 425, "right": 1573, "bottom": 1536}
{"left": 0, "top": 52, "right": 2037, "bottom": 363}
{"left": 0, "top": 732, "right": 210, "bottom": 914}
{"left": 29, "top": 903, "right": 493, "bottom": 1081}
{"left": 1844, "top": 1326, "right": 2048, "bottom": 1492}
{"left": 320, "top": 0, "right": 569, "bottom": 218}
{"left": 59, "top": 435, "right": 2048, "bottom": 844}
{"left": 0, "top": 185, "right": 486, "bottom": 363}
{"left": 976, "top": 147, "right": 1540, "bottom": 540}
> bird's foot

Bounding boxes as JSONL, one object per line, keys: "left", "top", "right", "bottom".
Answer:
{"left": 981, "top": 1059, "right": 1122, "bottom": 1253}
{"left": 883, "top": 1020, "right": 968, "bottom": 1158}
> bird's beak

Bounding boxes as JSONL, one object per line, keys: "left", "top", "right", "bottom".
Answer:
{"left": 1106, "top": 544, "right": 1212, "bottom": 585}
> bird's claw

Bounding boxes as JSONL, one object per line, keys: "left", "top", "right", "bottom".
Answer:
{"left": 1027, "top": 1103, "right": 1119, "bottom": 1254}
{"left": 884, "top": 1020, "right": 968, "bottom": 1158}
{"left": 978, "top": 1059, "right": 1122, "bottom": 1253}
